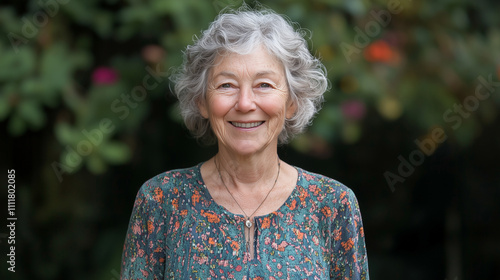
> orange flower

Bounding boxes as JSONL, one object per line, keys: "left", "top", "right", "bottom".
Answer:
{"left": 293, "top": 228, "right": 304, "bottom": 240}
{"left": 364, "top": 40, "right": 395, "bottom": 63}
{"left": 333, "top": 228, "right": 342, "bottom": 241}
{"left": 208, "top": 237, "right": 216, "bottom": 245}
{"left": 261, "top": 217, "right": 271, "bottom": 229}
{"left": 180, "top": 209, "right": 188, "bottom": 216}
{"left": 287, "top": 200, "right": 297, "bottom": 210}
{"left": 153, "top": 187, "right": 164, "bottom": 203}
{"left": 192, "top": 191, "right": 201, "bottom": 206}
{"left": 339, "top": 191, "right": 347, "bottom": 200}
{"left": 203, "top": 211, "right": 220, "bottom": 223}
{"left": 172, "top": 198, "right": 179, "bottom": 210}
{"left": 277, "top": 241, "right": 288, "bottom": 252}
{"left": 230, "top": 240, "right": 240, "bottom": 251}
{"left": 321, "top": 206, "right": 332, "bottom": 217}
{"left": 299, "top": 188, "right": 309, "bottom": 204}
{"left": 341, "top": 238, "right": 354, "bottom": 251}
{"left": 147, "top": 220, "right": 154, "bottom": 234}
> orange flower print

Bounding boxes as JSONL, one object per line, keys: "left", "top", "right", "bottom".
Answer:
{"left": 147, "top": 220, "right": 154, "bottom": 234}
{"left": 261, "top": 217, "right": 271, "bottom": 229}
{"left": 202, "top": 210, "right": 220, "bottom": 223}
{"left": 341, "top": 238, "right": 354, "bottom": 251}
{"left": 277, "top": 240, "right": 288, "bottom": 251}
{"left": 293, "top": 228, "right": 304, "bottom": 240}
{"left": 192, "top": 190, "right": 201, "bottom": 206}
{"left": 230, "top": 240, "right": 240, "bottom": 252}
{"left": 172, "top": 198, "right": 179, "bottom": 210}
{"left": 153, "top": 187, "right": 164, "bottom": 203}
{"left": 122, "top": 167, "right": 369, "bottom": 278}
{"left": 321, "top": 206, "right": 332, "bottom": 217}
{"left": 299, "top": 188, "right": 309, "bottom": 205}
{"left": 333, "top": 228, "right": 342, "bottom": 241}
{"left": 339, "top": 191, "right": 347, "bottom": 200}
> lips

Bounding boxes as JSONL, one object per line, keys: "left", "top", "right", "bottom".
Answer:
{"left": 230, "top": 121, "right": 264, "bottom": 128}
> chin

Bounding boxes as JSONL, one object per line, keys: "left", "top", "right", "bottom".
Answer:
{"left": 227, "top": 139, "right": 276, "bottom": 156}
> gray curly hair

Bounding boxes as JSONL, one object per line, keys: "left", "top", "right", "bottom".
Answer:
{"left": 171, "top": 7, "right": 329, "bottom": 144}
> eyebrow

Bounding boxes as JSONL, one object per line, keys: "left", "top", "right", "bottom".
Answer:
{"left": 213, "top": 70, "right": 279, "bottom": 79}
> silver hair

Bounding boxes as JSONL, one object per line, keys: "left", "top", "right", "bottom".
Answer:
{"left": 171, "top": 8, "right": 329, "bottom": 144}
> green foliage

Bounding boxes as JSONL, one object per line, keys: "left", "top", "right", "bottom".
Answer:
{"left": 2, "top": 0, "right": 499, "bottom": 168}
{"left": 1, "top": 0, "right": 499, "bottom": 279}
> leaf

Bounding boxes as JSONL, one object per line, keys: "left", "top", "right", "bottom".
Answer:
{"left": 87, "top": 154, "right": 107, "bottom": 174}
{"left": 40, "top": 43, "right": 73, "bottom": 92}
{"left": 93, "top": 11, "right": 114, "bottom": 38}
{"left": 0, "top": 47, "right": 36, "bottom": 81}
{"left": 98, "top": 142, "right": 131, "bottom": 164}
{"left": 55, "top": 122, "right": 80, "bottom": 145}
{"left": 17, "top": 99, "right": 46, "bottom": 129}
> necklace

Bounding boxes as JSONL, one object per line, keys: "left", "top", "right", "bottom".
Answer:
{"left": 214, "top": 156, "right": 281, "bottom": 229}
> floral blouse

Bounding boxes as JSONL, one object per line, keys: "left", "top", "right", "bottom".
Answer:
{"left": 121, "top": 163, "right": 369, "bottom": 279}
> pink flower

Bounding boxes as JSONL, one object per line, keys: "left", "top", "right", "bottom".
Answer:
{"left": 92, "top": 67, "right": 118, "bottom": 85}
{"left": 341, "top": 100, "right": 366, "bottom": 121}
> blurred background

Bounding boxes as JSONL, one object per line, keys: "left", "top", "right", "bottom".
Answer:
{"left": 1, "top": 0, "right": 499, "bottom": 279}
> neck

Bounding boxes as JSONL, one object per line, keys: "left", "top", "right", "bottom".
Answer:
{"left": 214, "top": 150, "right": 280, "bottom": 192}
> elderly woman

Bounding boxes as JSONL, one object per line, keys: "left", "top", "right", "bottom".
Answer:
{"left": 121, "top": 8, "right": 369, "bottom": 280}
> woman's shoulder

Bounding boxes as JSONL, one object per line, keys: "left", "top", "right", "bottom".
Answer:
{"left": 296, "top": 166, "right": 358, "bottom": 203}
{"left": 136, "top": 163, "right": 204, "bottom": 196}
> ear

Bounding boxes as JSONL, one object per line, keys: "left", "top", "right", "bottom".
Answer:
{"left": 285, "top": 99, "right": 297, "bottom": 119}
{"left": 197, "top": 98, "right": 209, "bottom": 119}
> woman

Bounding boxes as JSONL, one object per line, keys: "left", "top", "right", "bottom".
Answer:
{"left": 121, "top": 7, "right": 369, "bottom": 280}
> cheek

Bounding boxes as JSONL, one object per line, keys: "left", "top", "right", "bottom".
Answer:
{"left": 262, "top": 99, "right": 288, "bottom": 134}
{"left": 207, "top": 95, "right": 233, "bottom": 117}
{"left": 205, "top": 96, "right": 231, "bottom": 142}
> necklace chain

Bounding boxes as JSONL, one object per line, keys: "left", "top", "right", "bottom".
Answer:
{"left": 214, "top": 156, "right": 281, "bottom": 229}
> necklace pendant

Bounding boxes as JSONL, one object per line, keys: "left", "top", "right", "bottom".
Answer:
{"left": 245, "top": 218, "right": 252, "bottom": 228}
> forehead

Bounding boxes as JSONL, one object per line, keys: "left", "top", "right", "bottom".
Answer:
{"left": 210, "top": 45, "right": 285, "bottom": 78}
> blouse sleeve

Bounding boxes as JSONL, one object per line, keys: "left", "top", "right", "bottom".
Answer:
{"left": 330, "top": 188, "right": 369, "bottom": 279}
{"left": 121, "top": 181, "right": 167, "bottom": 280}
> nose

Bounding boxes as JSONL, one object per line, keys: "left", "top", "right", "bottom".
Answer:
{"left": 234, "top": 85, "right": 256, "bottom": 112}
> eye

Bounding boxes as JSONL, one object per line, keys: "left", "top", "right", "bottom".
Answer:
{"left": 220, "top": 83, "right": 231, "bottom": 89}
{"left": 259, "top": 83, "right": 272, "bottom": 88}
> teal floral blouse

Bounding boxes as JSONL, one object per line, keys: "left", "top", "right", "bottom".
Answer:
{"left": 121, "top": 163, "right": 369, "bottom": 279}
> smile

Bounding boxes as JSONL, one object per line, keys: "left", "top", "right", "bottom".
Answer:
{"left": 230, "top": 121, "right": 264, "bottom": 128}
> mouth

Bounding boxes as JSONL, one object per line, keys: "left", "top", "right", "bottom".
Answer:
{"left": 230, "top": 121, "right": 264, "bottom": 128}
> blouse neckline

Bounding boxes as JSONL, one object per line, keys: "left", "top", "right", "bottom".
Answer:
{"left": 194, "top": 162, "right": 303, "bottom": 220}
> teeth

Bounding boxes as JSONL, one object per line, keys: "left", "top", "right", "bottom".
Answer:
{"left": 231, "top": 122, "right": 263, "bottom": 128}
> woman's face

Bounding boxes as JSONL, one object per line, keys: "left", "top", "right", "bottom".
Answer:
{"left": 200, "top": 45, "right": 296, "bottom": 157}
